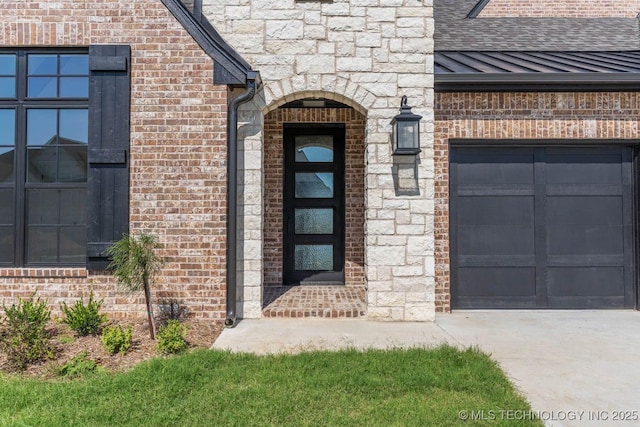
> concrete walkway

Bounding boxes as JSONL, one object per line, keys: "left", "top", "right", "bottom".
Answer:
{"left": 212, "top": 311, "right": 640, "bottom": 427}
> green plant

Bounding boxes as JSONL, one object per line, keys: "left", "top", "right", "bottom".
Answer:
{"left": 0, "top": 294, "right": 54, "bottom": 371}
{"left": 57, "top": 335, "right": 75, "bottom": 345}
{"left": 156, "top": 299, "right": 188, "bottom": 327}
{"left": 101, "top": 325, "right": 133, "bottom": 355}
{"left": 156, "top": 320, "right": 189, "bottom": 355}
{"left": 59, "top": 292, "right": 108, "bottom": 336}
{"left": 55, "top": 351, "right": 99, "bottom": 378}
{"left": 107, "top": 234, "right": 162, "bottom": 339}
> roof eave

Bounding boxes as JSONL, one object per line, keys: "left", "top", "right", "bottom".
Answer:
{"left": 161, "top": 0, "right": 255, "bottom": 86}
{"left": 435, "top": 73, "right": 640, "bottom": 92}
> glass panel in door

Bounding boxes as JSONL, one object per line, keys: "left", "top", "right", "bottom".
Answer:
{"left": 283, "top": 125, "right": 345, "bottom": 285}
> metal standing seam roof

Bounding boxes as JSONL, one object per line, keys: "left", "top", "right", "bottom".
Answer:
{"left": 435, "top": 51, "right": 640, "bottom": 91}
{"left": 436, "top": 51, "right": 640, "bottom": 74}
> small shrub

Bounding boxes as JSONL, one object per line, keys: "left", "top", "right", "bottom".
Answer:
{"left": 59, "top": 292, "right": 108, "bottom": 336}
{"left": 101, "top": 325, "right": 132, "bottom": 355}
{"left": 0, "top": 294, "right": 54, "bottom": 371}
{"left": 156, "top": 320, "right": 189, "bottom": 355}
{"left": 156, "top": 299, "right": 188, "bottom": 327}
{"left": 56, "top": 351, "right": 99, "bottom": 378}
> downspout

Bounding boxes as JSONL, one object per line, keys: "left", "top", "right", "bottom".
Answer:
{"left": 225, "top": 73, "right": 258, "bottom": 328}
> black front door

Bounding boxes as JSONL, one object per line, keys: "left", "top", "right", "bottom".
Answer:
{"left": 283, "top": 124, "right": 345, "bottom": 285}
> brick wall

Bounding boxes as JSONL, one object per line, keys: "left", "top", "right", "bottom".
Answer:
{"left": 479, "top": 0, "right": 640, "bottom": 17}
{"left": 434, "top": 91, "right": 640, "bottom": 312}
{"left": 0, "top": 1, "right": 229, "bottom": 319}
{"left": 263, "top": 107, "right": 365, "bottom": 289}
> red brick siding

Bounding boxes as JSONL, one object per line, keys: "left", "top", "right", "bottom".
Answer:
{"left": 435, "top": 92, "right": 640, "bottom": 312}
{"left": 263, "top": 107, "right": 366, "bottom": 288}
{"left": 0, "top": 0, "right": 228, "bottom": 319}
{"left": 479, "top": 0, "right": 640, "bottom": 17}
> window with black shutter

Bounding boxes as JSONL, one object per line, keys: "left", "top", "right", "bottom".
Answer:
{"left": 0, "top": 45, "right": 130, "bottom": 269}
{"left": 0, "top": 50, "right": 89, "bottom": 266}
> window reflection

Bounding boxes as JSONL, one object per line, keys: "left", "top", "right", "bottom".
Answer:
{"left": 27, "top": 189, "right": 86, "bottom": 264}
{"left": 295, "top": 172, "right": 334, "bottom": 198}
{"left": 0, "top": 55, "right": 16, "bottom": 75}
{"left": 28, "top": 55, "right": 57, "bottom": 75}
{"left": 27, "top": 110, "right": 57, "bottom": 146}
{"left": 0, "top": 147, "right": 14, "bottom": 183}
{"left": 26, "top": 109, "right": 88, "bottom": 183}
{"left": 27, "top": 54, "right": 88, "bottom": 98}
{"left": 295, "top": 135, "right": 334, "bottom": 162}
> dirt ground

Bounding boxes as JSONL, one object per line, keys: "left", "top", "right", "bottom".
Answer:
{"left": 0, "top": 318, "right": 224, "bottom": 378}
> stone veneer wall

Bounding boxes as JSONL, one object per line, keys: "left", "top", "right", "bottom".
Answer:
{"left": 263, "top": 107, "right": 366, "bottom": 289}
{"left": 434, "top": 91, "right": 640, "bottom": 312}
{"left": 479, "top": 0, "right": 640, "bottom": 17}
{"left": 205, "top": 0, "right": 436, "bottom": 320}
{"left": 0, "top": 0, "right": 229, "bottom": 319}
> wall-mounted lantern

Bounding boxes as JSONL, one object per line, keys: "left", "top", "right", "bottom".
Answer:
{"left": 391, "top": 95, "right": 422, "bottom": 155}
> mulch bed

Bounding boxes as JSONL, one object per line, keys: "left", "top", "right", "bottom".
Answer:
{"left": 0, "top": 318, "right": 224, "bottom": 378}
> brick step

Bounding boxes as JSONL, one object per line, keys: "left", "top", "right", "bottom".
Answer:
{"left": 262, "top": 286, "right": 366, "bottom": 318}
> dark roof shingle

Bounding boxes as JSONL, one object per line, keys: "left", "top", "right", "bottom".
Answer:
{"left": 435, "top": 0, "right": 640, "bottom": 51}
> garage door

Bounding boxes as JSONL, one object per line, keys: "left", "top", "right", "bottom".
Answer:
{"left": 450, "top": 146, "right": 635, "bottom": 309}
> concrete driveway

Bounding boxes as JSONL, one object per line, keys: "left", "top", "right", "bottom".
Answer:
{"left": 212, "top": 311, "right": 640, "bottom": 427}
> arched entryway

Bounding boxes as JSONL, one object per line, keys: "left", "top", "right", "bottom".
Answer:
{"left": 261, "top": 97, "right": 367, "bottom": 317}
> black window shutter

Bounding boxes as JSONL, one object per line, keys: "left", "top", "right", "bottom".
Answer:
{"left": 87, "top": 45, "right": 131, "bottom": 271}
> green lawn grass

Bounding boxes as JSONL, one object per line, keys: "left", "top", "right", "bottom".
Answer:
{"left": 0, "top": 346, "right": 542, "bottom": 426}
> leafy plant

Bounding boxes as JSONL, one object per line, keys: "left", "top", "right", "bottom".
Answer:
{"left": 107, "top": 233, "right": 162, "bottom": 339}
{"left": 156, "top": 299, "right": 188, "bottom": 327}
{"left": 59, "top": 292, "right": 108, "bottom": 336}
{"left": 55, "top": 351, "right": 99, "bottom": 378}
{"left": 156, "top": 320, "right": 189, "bottom": 355}
{"left": 101, "top": 325, "right": 133, "bottom": 355}
{"left": 0, "top": 293, "right": 54, "bottom": 371}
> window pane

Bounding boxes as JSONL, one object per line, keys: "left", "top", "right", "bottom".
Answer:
{"left": 59, "top": 109, "right": 88, "bottom": 144}
{"left": 0, "top": 109, "right": 15, "bottom": 145}
{"left": 28, "top": 55, "right": 57, "bottom": 75}
{"left": 295, "top": 245, "right": 333, "bottom": 271}
{"left": 27, "top": 109, "right": 57, "bottom": 146}
{"left": 59, "top": 55, "right": 88, "bottom": 75}
{"left": 0, "top": 227, "right": 13, "bottom": 263}
{"left": 0, "top": 189, "right": 13, "bottom": 224}
{"left": 295, "top": 135, "right": 334, "bottom": 162}
{"left": 295, "top": 208, "right": 333, "bottom": 234}
{"left": 59, "top": 190, "right": 86, "bottom": 225}
{"left": 59, "top": 226, "right": 85, "bottom": 263}
{"left": 295, "top": 172, "right": 334, "bottom": 198}
{"left": 0, "top": 55, "right": 15, "bottom": 75}
{"left": 0, "top": 147, "right": 14, "bottom": 183}
{"left": 28, "top": 77, "right": 57, "bottom": 98}
{"left": 0, "top": 77, "right": 15, "bottom": 98}
{"left": 60, "top": 77, "right": 88, "bottom": 98}
{"left": 28, "top": 189, "right": 59, "bottom": 225}
{"left": 28, "top": 146, "right": 57, "bottom": 182}
{"left": 58, "top": 146, "right": 87, "bottom": 183}
{"left": 27, "top": 226, "right": 57, "bottom": 264}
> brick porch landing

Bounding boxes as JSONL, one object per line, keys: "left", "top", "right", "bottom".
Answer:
{"left": 262, "top": 286, "right": 367, "bottom": 318}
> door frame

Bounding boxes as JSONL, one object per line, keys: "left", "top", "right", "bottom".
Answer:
{"left": 282, "top": 123, "right": 346, "bottom": 285}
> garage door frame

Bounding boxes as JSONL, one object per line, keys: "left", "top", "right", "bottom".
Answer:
{"left": 449, "top": 139, "right": 638, "bottom": 310}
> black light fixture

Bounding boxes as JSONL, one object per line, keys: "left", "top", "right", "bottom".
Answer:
{"left": 391, "top": 95, "right": 422, "bottom": 155}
